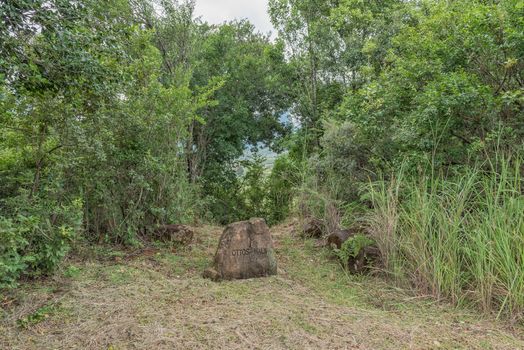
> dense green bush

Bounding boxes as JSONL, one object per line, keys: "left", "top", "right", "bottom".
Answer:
{"left": 0, "top": 196, "right": 82, "bottom": 288}
{"left": 0, "top": 218, "right": 30, "bottom": 289}
{"left": 240, "top": 155, "right": 268, "bottom": 220}
{"left": 266, "top": 155, "right": 300, "bottom": 224}
{"left": 334, "top": 234, "right": 375, "bottom": 266}
{"left": 336, "top": 0, "right": 523, "bottom": 170}
{"left": 205, "top": 153, "right": 298, "bottom": 226}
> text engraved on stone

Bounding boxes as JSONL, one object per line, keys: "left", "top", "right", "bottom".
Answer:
{"left": 231, "top": 247, "right": 268, "bottom": 257}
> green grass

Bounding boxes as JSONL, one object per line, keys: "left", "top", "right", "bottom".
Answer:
{"left": 2, "top": 225, "right": 523, "bottom": 349}
{"left": 367, "top": 155, "right": 524, "bottom": 320}
{"left": 17, "top": 302, "right": 67, "bottom": 328}
{"left": 156, "top": 251, "right": 211, "bottom": 275}
{"left": 279, "top": 234, "right": 369, "bottom": 308}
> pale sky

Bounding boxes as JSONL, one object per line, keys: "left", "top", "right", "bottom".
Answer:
{"left": 193, "top": 0, "right": 274, "bottom": 36}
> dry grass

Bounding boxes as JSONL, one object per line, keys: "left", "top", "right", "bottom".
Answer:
{"left": 1, "top": 222, "right": 523, "bottom": 349}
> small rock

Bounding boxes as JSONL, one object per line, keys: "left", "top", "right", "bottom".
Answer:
{"left": 202, "top": 268, "right": 220, "bottom": 281}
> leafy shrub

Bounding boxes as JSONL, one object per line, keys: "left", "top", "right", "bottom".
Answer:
{"left": 0, "top": 196, "right": 82, "bottom": 289}
{"left": 240, "top": 154, "right": 269, "bottom": 219}
{"left": 0, "top": 217, "right": 30, "bottom": 289}
{"left": 316, "top": 121, "right": 380, "bottom": 203}
{"left": 266, "top": 154, "right": 300, "bottom": 224}
{"left": 205, "top": 153, "right": 299, "bottom": 226}
{"left": 334, "top": 234, "right": 376, "bottom": 265}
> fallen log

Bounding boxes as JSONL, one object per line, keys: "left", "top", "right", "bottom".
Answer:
{"left": 327, "top": 229, "right": 354, "bottom": 249}
{"left": 153, "top": 224, "right": 194, "bottom": 245}
{"left": 300, "top": 217, "right": 324, "bottom": 238}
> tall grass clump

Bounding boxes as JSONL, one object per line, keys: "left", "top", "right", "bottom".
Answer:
{"left": 366, "top": 155, "right": 524, "bottom": 320}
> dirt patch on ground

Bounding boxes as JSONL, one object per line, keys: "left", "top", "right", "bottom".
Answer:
{"left": 1, "top": 223, "right": 523, "bottom": 349}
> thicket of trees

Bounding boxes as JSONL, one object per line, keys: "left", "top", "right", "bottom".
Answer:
{"left": 1, "top": 0, "right": 523, "bottom": 320}
{"left": 0, "top": 0, "right": 292, "bottom": 286}
{"left": 268, "top": 0, "right": 523, "bottom": 319}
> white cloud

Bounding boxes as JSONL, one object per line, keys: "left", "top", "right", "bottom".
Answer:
{"left": 193, "top": 0, "right": 274, "bottom": 36}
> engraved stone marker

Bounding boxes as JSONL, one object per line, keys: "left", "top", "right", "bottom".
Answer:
{"left": 203, "top": 218, "right": 277, "bottom": 281}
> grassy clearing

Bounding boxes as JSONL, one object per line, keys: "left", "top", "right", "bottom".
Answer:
{"left": 1, "top": 223, "right": 523, "bottom": 349}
